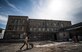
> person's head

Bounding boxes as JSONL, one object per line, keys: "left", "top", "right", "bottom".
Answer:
{"left": 24, "top": 32, "right": 29, "bottom": 36}
{"left": 23, "top": 32, "right": 26, "bottom": 36}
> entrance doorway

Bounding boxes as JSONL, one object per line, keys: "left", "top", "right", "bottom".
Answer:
{"left": 54, "top": 33, "right": 57, "bottom": 41}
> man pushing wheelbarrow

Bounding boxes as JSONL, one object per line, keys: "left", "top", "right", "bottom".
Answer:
{"left": 20, "top": 32, "right": 33, "bottom": 50}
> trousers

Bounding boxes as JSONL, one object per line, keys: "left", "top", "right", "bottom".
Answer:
{"left": 20, "top": 41, "right": 28, "bottom": 49}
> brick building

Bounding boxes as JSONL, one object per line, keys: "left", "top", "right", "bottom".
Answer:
{"left": 4, "top": 15, "right": 71, "bottom": 41}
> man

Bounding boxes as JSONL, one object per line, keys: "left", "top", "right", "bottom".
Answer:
{"left": 20, "top": 32, "right": 28, "bottom": 50}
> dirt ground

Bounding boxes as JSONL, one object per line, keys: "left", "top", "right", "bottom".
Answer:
{"left": 0, "top": 41, "right": 82, "bottom": 52}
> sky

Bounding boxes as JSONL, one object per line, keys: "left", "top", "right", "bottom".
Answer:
{"left": 0, "top": 0, "right": 82, "bottom": 29}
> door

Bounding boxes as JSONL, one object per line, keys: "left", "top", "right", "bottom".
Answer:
{"left": 54, "top": 33, "right": 57, "bottom": 41}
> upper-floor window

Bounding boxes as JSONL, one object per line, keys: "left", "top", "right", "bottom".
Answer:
{"left": 38, "top": 23, "right": 41, "bottom": 26}
{"left": 47, "top": 28, "right": 49, "bottom": 31}
{"left": 61, "top": 23, "right": 64, "bottom": 27}
{"left": 23, "top": 20, "right": 25, "bottom": 24}
{"left": 8, "top": 26, "right": 13, "bottom": 30}
{"left": 14, "top": 20, "right": 18, "bottom": 25}
{"left": 38, "top": 28, "right": 41, "bottom": 31}
{"left": 22, "top": 27, "right": 24, "bottom": 31}
{"left": 46, "top": 23, "right": 49, "bottom": 26}
{"left": 11, "top": 19, "right": 14, "bottom": 24}
{"left": 18, "top": 20, "right": 21, "bottom": 25}
{"left": 13, "top": 26, "right": 17, "bottom": 31}
{"left": 51, "top": 28, "right": 54, "bottom": 31}
{"left": 42, "top": 28, "right": 45, "bottom": 31}
{"left": 57, "top": 23, "right": 60, "bottom": 26}
{"left": 53, "top": 23, "right": 56, "bottom": 26}
{"left": 27, "top": 18, "right": 29, "bottom": 20}
{"left": 34, "top": 28, "right": 36, "bottom": 31}
{"left": 17, "top": 27, "right": 19, "bottom": 31}
{"left": 53, "top": 28, "right": 57, "bottom": 31}
{"left": 30, "top": 28, "right": 32, "bottom": 31}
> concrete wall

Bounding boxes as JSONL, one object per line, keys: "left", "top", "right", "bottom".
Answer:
{"left": 57, "top": 32, "right": 69, "bottom": 41}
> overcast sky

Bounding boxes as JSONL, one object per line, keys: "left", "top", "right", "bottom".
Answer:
{"left": 0, "top": 0, "right": 82, "bottom": 29}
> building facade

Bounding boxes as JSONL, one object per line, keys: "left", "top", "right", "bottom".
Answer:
{"left": 4, "top": 16, "right": 28, "bottom": 39}
{"left": 29, "top": 19, "right": 71, "bottom": 41}
{"left": 4, "top": 16, "right": 71, "bottom": 41}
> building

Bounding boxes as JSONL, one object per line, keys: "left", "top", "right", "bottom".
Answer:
{"left": 0, "top": 28, "right": 5, "bottom": 39}
{"left": 29, "top": 19, "right": 71, "bottom": 41}
{"left": 4, "top": 15, "right": 71, "bottom": 41}
{"left": 59, "top": 22, "right": 82, "bottom": 42}
{"left": 4, "top": 16, "right": 28, "bottom": 39}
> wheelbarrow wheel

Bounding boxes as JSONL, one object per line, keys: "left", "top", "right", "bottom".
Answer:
{"left": 28, "top": 43, "right": 34, "bottom": 49}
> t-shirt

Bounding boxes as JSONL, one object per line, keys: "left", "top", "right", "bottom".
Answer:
{"left": 24, "top": 37, "right": 28, "bottom": 42}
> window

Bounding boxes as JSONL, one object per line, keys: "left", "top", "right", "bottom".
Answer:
{"left": 57, "top": 23, "right": 60, "bottom": 26}
{"left": 30, "top": 28, "right": 32, "bottom": 31}
{"left": 17, "top": 27, "right": 19, "bottom": 30}
{"left": 14, "top": 20, "right": 18, "bottom": 25}
{"left": 22, "top": 27, "right": 24, "bottom": 31}
{"left": 51, "top": 28, "right": 53, "bottom": 31}
{"left": 61, "top": 23, "right": 64, "bottom": 27}
{"left": 38, "top": 28, "right": 41, "bottom": 31}
{"left": 23, "top": 20, "right": 25, "bottom": 24}
{"left": 18, "top": 20, "right": 21, "bottom": 25}
{"left": 47, "top": 28, "right": 49, "bottom": 31}
{"left": 13, "top": 26, "right": 17, "bottom": 31}
{"left": 53, "top": 23, "right": 56, "bottom": 26}
{"left": 11, "top": 19, "right": 14, "bottom": 24}
{"left": 47, "top": 23, "right": 49, "bottom": 26}
{"left": 53, "top": 28, "right": 57, "bottom": 31}
{"left": 33, "top": 28, "right": 36, "bottom": 31}
{"left": 42, "top": 28, "right": 45, "bottom": 31}
{"left": 8, "top": 26, "right": 12, "bottom": 30}
{"left": 47, "top": 23, "right": 51, "bottom": 26}
{"left": 27, "top": 18, "right": 29, "bottom": 20}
